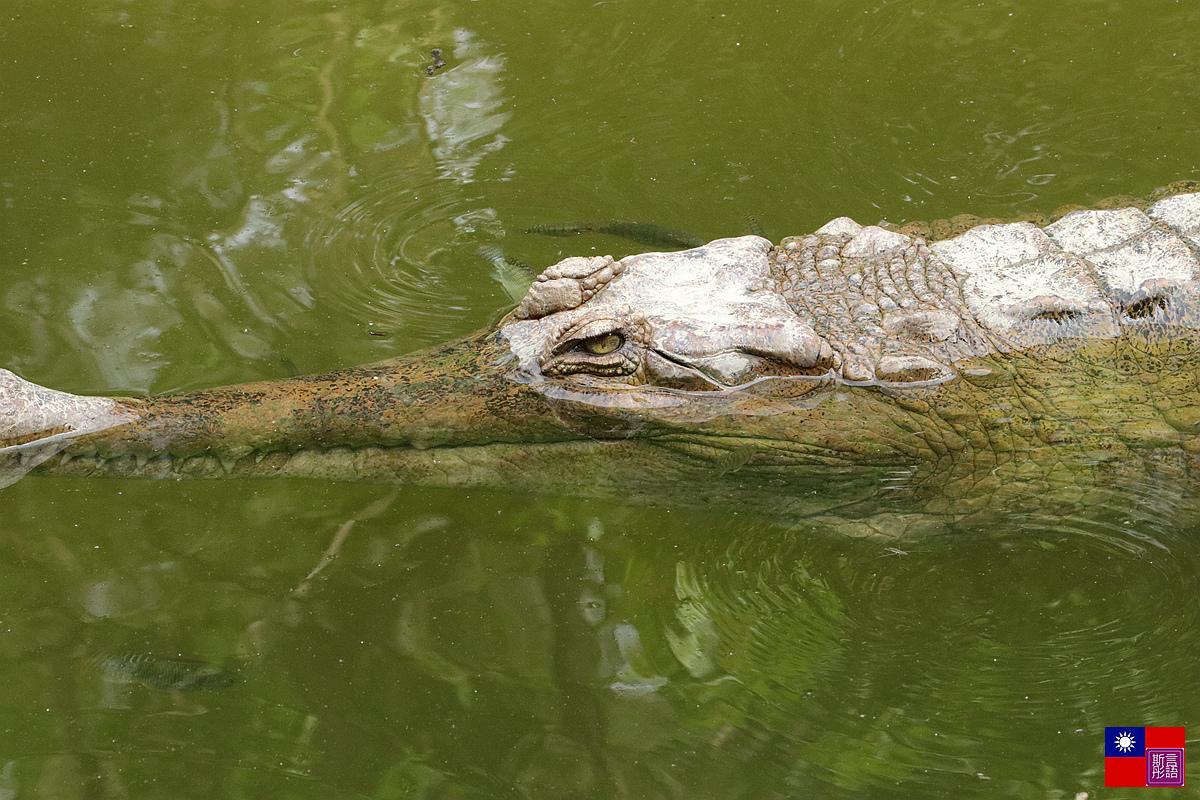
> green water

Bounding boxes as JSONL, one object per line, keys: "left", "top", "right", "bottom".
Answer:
{"left": 3, "top": 1, "right": 1200, "bottom": 797}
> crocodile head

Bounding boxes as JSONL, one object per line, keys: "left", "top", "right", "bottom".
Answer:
{"left": 506, "top": 238, "right": 839, "bottom": 387}
{"left": 490, "top": 225, "right": 1003, "bottom": 446}
{"left": 496, "top": 237, "right": 846, "bottom": 431}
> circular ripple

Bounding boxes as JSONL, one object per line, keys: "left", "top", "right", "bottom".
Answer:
{"left": 300, "top": 167, "right": 504, "bottom": 344}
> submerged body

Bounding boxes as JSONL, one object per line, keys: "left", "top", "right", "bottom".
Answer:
{"left": 93, "top": 652, "right": 242, "bottom": 692}
{"left": 4, "top": 183, "right": 1200, "bottom": 534}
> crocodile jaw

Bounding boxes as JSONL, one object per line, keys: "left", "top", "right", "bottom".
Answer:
{"left": 0, "top": 333, "right": 586, "bottom": 485}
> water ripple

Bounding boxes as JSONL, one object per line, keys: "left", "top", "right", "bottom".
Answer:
{"left": 300, "top": 170, "right": 501, "bottom": 343}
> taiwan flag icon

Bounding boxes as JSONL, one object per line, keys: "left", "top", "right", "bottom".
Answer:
{"left": 1105, "top": 727, "right": 1186, "bottom": 787}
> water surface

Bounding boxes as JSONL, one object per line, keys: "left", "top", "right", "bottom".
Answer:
{"left": 2, "top": 0, "right": 1200, "bottom": 797}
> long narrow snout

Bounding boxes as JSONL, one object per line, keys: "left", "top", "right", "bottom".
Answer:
{"left": 1, "top": 332, "right": 581, "bottom": 486}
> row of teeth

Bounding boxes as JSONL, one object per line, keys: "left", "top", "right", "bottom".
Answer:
{"left": 34, "top": 447, "right": 250, "bottom": 475}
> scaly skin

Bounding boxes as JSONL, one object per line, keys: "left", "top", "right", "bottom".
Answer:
{"left": 4, "top": 183, "right": 1200, "bottom": 535}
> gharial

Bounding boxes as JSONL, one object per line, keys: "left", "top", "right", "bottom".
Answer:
{"left": 4, "top": 182, "right": 1200, "bottom": 537}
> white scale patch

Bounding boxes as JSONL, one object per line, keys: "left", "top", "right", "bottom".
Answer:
{"left": 1044, "top": 206, "right": 1198, "bottom": 295}
{"left": 600, "top": 236, "right": 782, "bottom": 337}
{"left": 930, "top": 222, "right": 1113, "bottom": 332}
{"left": 931, "top": 192, "right": 1200, "bottom": 329}
{"left": 1149, "top": 192, "right": 1200, "bottom": 250}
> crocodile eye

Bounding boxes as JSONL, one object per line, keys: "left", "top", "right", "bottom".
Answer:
{"left": 540, "top": 319, "right": 640, "bottom": 379}
{"left": 579, "top": 332, "right": 623, "bottom": 355}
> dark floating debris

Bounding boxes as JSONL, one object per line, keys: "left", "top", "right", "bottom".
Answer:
{"left": 425, "top": 48, "right": 447, "bottom": 76}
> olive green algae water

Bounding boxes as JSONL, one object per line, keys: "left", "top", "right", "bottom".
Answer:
{"left": 3, "top": 1, "right": 1200, "bottom": 797}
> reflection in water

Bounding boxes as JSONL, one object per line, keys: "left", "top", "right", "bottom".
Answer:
{"left": 590, "top": 511, "right": 1198, "bottom": 797}
{"left": 1, "top": 7, "right": 519, "bottom": 390}
{"left": 299, "top": 28, "right": 518, "bottom": 341}
{"left": 419, "top": 29, "right": 512, "bottom": 185}
{"left": 3, "top": 474, "right": 1200, "bottom": 797}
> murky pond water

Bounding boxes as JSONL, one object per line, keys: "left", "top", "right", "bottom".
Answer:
{"left": 3, "top": 1, "right": 1200, "bottom": 797}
